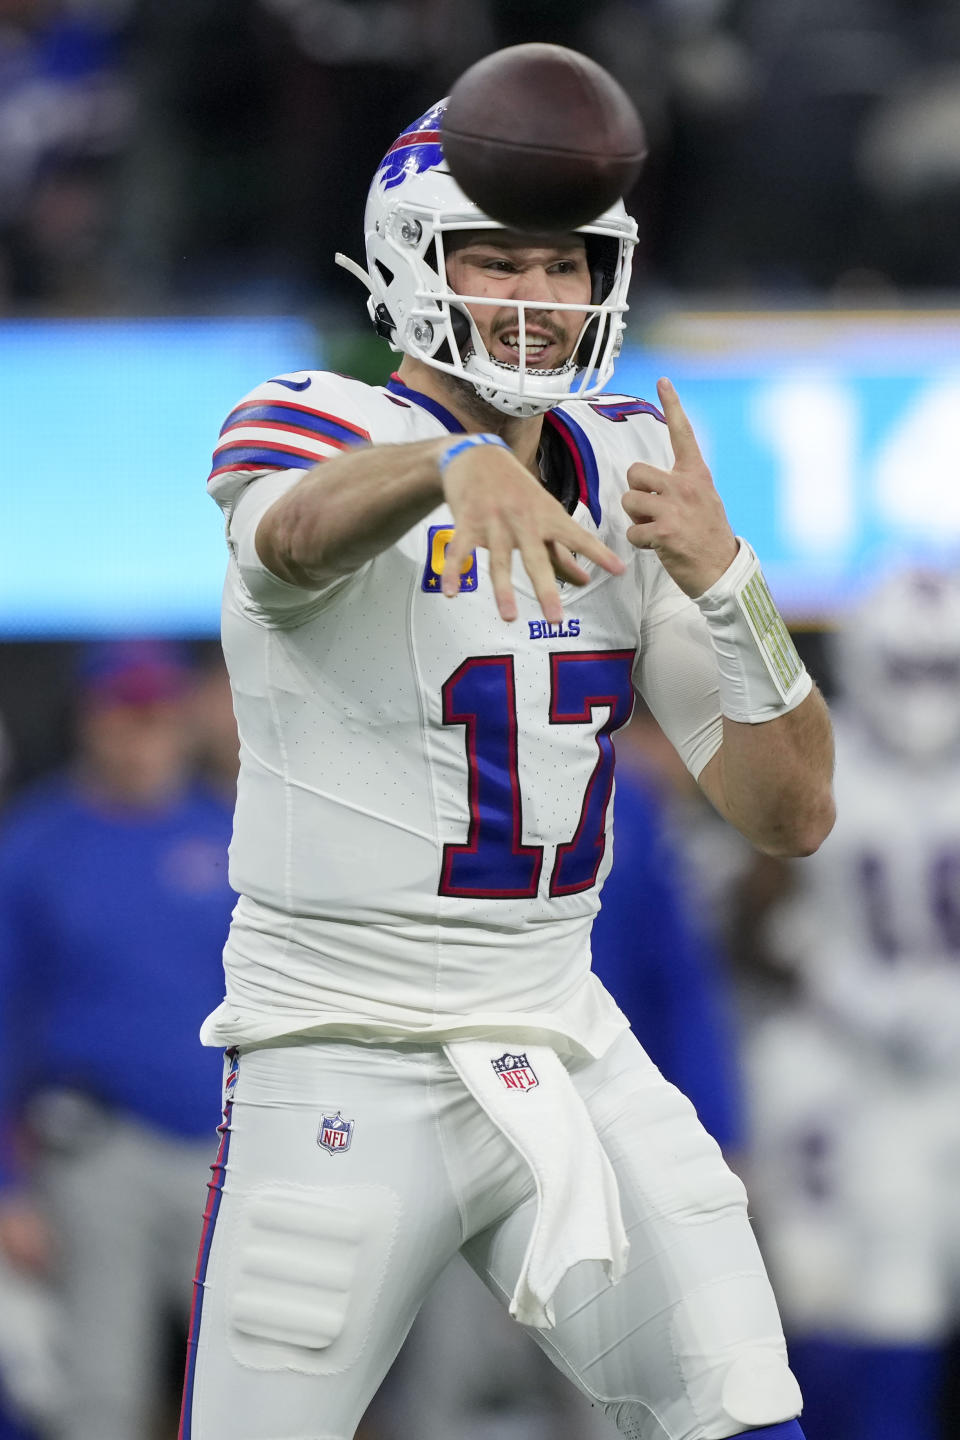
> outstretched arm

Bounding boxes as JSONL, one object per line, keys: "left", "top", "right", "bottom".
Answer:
{"left": 623, "top": 378, "right": 835, "bottom": 857}
{"left": 697, "top": 693, "right": 834, "bottom": 857}
{"left": 255, "top": 433, "right": 624, "bottom": 623}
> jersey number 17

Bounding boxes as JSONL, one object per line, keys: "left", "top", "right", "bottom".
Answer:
{"left": 439, "top": 649, "right": 635, "bottom": 900}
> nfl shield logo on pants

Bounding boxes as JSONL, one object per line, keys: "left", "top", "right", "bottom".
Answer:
{"left": 318, "top": 1111, "right": 354, "bottom": 1155}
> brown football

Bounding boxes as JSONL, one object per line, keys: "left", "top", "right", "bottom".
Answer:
{"left": 442, "top": 44, "right": 647, "bottom": 233}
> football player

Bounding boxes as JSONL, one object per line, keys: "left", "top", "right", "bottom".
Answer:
{"left": 180, "top": 100, "right": 834, "bottom": 1440}
{"left": 746, "top": 567, "right": 960, "bottom": 1440}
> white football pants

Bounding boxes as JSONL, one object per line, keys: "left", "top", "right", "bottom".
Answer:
{"left": 180, "top": 1030, "right": 802, "bottom": 1440}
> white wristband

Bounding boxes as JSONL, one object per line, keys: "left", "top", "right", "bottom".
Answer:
{"left": 694, "top": 539, "right": 812, "bottom": 723}
{"left": 438, "top": 433, "right": 511, "bottom": 473}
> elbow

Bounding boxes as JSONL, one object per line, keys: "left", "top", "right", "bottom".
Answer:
{"left": 758, "top": 790, "right": 836, "bottom": 859}
{"left": 260, "top": 494, "right": 339, "bottom": 587}
{"left": 255, "top": 506, "right": 305, "bottom": 583}
{"left": 273, "top": 499, "right": 322, "bottom": 575}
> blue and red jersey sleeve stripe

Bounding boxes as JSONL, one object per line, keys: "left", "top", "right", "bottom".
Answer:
{"left": 209, "top": 400, "right": 371, "bottom": 481}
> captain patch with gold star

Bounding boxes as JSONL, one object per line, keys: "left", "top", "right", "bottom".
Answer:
{"left": 421, "top": 524, "right": 478, "bottom": 594}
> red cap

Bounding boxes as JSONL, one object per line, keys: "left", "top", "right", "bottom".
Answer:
{"left": 76, "top": 641, "right": 192, "bottom": 707}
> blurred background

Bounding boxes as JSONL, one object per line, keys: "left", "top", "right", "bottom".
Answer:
{"left": 3, "top": 0, "right": 960, "bottom": 1437}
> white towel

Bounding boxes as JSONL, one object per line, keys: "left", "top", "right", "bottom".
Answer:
{"left": 443, "top": 1038, "right": 629, "bottom": 1328}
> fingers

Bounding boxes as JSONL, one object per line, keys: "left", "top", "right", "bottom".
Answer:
{"left": 442, "top": 516, "right": 623, "bottom": 622}
{"left": 444, "top": 525, "right": 519, "bottom": 623}
{"left": 519, "top": 539, "right": 566, "bottom": 624}
{"left": 441, "top": 446, "right": 625, "bottom": 621}
{"left": 488, "top": 566, "right": 518, "bottom": 622}
{"left": 622, "top": 487, "right": 663, "bottom": 552}
{"left": 621, "top": 486, "right": 662, "bottom": 526}
{"left": 441, "top": 530, "right": 473, "bottom": 598}
{"left": 548, "top": 540, "right": 591, "bottom": 588}
{"left": 625, "top": 460, "right": 666, "bottom": 493}
{"left": 567, "top": 528, "right": 625, "bottom": 577}
{"left": 657, "top": 376, "right": 703, "bottom": 466}
{"left": 484, "top": 516, "right": 519, "bottom": 622}
{"left": 625, "top": 522, "right": 657, "bottom": 551}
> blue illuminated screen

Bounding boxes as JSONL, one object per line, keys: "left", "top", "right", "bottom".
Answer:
{"left": 2, "top": 318, "right": 319, "bottom": 636}
{"left": 3, "top": 311, "right": 959, "bottom": 635}
{"left": 615, "top": 309, "right": 960, "bottom": 620}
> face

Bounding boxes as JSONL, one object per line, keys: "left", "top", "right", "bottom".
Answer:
{"left": 188, "top": 660, "right": 240, "bottom": 790}
{"left": 444, "top": 232, "right": 592, "bottom": 370}
{"left": 78, "top": 698, "right": 192, "bottom": 803}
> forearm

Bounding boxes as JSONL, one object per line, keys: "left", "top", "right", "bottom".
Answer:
{"left": 255, "top": 438, "right": 450, "bottom": 588}
{"left": 699, "top": 686, "right": 835, "bottom": 856}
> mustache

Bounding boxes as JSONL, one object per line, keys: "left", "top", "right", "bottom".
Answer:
{"left": 492, "top": 313, "right": 568, "bottom": 345}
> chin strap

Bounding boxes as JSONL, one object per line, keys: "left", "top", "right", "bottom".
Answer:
{"left": 336, "top": 252, "right": 396, "bottom": 341}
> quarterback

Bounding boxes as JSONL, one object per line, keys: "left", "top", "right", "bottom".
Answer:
{"left": 181, "top": 101, "right": 834, "bottom": 1440}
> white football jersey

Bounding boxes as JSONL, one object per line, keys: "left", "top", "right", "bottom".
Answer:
{"left": 203, "top": 369, "right": 725, "bottom": 1053}
{"left": 767, "top": 709, "right": 960, "bottom": 1070}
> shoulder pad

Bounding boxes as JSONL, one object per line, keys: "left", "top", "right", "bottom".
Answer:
{"left": 209, "top": 370, "right": 374, "bottom": 491}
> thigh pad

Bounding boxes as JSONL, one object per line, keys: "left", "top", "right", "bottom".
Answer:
{"left": 226, "top": 1184, "right": 401, "bottom": 1375}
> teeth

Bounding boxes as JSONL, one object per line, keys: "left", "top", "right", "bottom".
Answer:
{"left": 501, "top": 334, "right": 548, "bottom": 350}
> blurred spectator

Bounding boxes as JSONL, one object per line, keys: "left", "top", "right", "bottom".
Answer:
{"left": 643, "top": 0, "right": 901, "bottom": 291}
{"left": 112, "top": 0, "right": 282, "bottom": 307}
{"left": 372, "top": 713, "right": 744, "bottom": 1440}
{"left": 0, "top": 639, "right": 235, "bottom": 1440}
{"left": 857, "top": 59, "right": 960, "bottom": 288}
{"left": 744, "top": 568, "right": 960, "bottom": 1440}
{"left": 10, "top": 0, "right": 960, "bottom": 307}
{"left": 0, "top": 710, "right": 13, "bottom": 808}
{"left": 242, "top": 0, "right": 460, "bottom": 307}
{"left": 186, "top": 645, "right": 238, "bottom": 800}
{"left": 0, "top": 712, "right": 41, "bottom": 1440}
{"left": 0, "top": 0, "right": 135, "bottom": 309}
{"left": 591, "top": 714, "right": 744, "bottom": 1155}
{"left": 0, "top": 1244, "right": 54, "bottom": 1439}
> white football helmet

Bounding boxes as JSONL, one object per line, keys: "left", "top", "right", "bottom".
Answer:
{"left": 833, "top": 567, "right": 960, "bottom": 760}
{"left": 335, "top": 100, "right": 638, "bottom": 419}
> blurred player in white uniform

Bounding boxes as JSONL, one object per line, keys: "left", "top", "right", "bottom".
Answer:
{"left": 746, "top": 568, "right": 960, "bottom": 1440}
{"left": 180, "top": 99, "right": 835, "bottom": 1440}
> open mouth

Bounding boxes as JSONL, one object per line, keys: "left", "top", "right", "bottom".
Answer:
{"left": 494, "top": 330, "right": 563, "bottom": 368}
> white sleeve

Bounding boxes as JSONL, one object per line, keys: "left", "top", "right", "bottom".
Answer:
{"left": 225, "top": 466, "right": 356, "bottom": 613}
{"left": 633, "top": 562, "right": 724, "bottom": 778}
{"left": 207, "top": 368, "right": 375, "bottom": 616}
{"left": 226, "top": 468, "right": 335, "bottom": 613}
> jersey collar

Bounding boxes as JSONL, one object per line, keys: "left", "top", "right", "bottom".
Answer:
{"left": 385, "top": 375, "right": 601, "bottom": 528}
{"left": 543, "top": 409, "right": 602, "bottom": 526}
{"left": 385, "top": 373, "right": 465, "bottom": 434}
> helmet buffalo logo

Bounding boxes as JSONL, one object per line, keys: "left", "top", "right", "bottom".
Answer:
{"left": 377, "top": 102, "right": 446, "bottom": 191}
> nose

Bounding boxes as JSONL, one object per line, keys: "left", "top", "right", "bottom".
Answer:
{"left": 507, "top": 265, "right": 560, "bottom": 305}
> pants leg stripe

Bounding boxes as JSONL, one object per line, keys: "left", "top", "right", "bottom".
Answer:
{"left": 178, "top": 1058, "right": 236, "bottom": 1440}
{"left": 731, "top": 1423, "right": 806, "bottom": 1439}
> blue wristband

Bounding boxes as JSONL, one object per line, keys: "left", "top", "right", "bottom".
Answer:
{"left": 437, "top": 433, "right": 511, "bottom": 474}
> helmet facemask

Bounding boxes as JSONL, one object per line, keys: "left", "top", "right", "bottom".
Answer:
{"left": 335, "top": 102, "right": 638, "bottom": 420}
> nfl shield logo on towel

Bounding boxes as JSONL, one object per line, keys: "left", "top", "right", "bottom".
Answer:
{"left": 491, "top": 1052, "right": 539, "bottom": 1092}
{"left": 318, "top": 1111, "right": 354, "bottom": 1154}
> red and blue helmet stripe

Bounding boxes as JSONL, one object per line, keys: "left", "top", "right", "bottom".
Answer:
{"left": 376, "top": 101, "right": 446, "bottom": 191}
